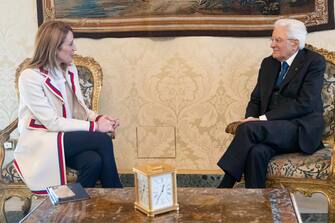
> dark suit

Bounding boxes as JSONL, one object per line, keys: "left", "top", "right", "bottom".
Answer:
{"left": 217, "top": 48, "right": 325, "bottom": 188}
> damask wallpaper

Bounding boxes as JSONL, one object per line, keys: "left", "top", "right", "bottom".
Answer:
{"left": 0, "top": 1, "right": 36, "bottom": 130}
{"left": 1, "top": 0, "right": 335, "bottom": 173}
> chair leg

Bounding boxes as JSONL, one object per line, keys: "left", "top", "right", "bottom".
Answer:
{"left": 328, "top": 193, "right": 335, "bottom": 223}
{"left": 0, "top": 191, "right": 8, "bottom": 223}
{"left": 0, "top": 186, "right": 33, "bottom": 223}
{"left": 0, "top": 195, "right": 32, "bottom": 223}
{"left": 22, "top": 197, "right": 32, "bottom": 216}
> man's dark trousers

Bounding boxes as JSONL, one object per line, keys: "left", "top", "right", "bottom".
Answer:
{"left": 217, "top": 120, "right": 300, "bottom": 188}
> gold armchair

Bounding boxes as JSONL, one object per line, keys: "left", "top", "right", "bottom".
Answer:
{"left": 0, "top": 55, "right": 103, "bottom": 223}
{"left": 225, "top": 44, "right": 335, "bottom": 223}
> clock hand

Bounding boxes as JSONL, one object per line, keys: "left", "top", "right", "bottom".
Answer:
{"left": 156, "top": 185, "right": 165, "bottom": 204}
{"left": 140, "top": 185, "right": 146, "bottom": 200}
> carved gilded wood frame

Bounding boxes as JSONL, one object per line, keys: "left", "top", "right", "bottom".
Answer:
{"left": 37, "top": 0, "right": 334, "bottom": 37}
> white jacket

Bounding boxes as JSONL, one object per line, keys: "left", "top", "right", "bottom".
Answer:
{"left": 14, "top": 64, "right": 99, "bottom": 194}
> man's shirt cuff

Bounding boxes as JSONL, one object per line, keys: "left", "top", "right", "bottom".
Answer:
{"left": 259, "top": 115, "right": 267, "bottom": 120}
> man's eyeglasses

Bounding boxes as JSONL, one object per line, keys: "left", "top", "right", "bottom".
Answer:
{"left": 270, "top": 38, "right": 297, "bottom": 44}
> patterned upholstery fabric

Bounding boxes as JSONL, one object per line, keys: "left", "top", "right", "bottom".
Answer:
{"left": 267, "top": 58, "right": 335, "bottom": 179}
{"left": 1, "top": 162, "right": 22, "bottom": 183}
{"left": 321, "top": 62, "right": 335, "bottom": 141}
{"left": 1, "top": 67, "right": 93, "bottom": 183}
{"left": 267, "top": 146, "right": 332, "bottom": 180}
{"left": 1, "top": 163, "right": 78, "bottom": 183}
{"left": 77, "top": 65, "right": 94, "bottom": 109}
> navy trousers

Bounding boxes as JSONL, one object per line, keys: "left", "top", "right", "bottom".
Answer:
{"left": 217, "top": 120, "right": 301, "bottom": 188}
{"left": 63, "top": 131, "right": 122, "bottom": 188}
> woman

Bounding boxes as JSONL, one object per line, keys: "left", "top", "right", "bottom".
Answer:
{"left": 14, "top": 21, "right": 122, "bottom": 194}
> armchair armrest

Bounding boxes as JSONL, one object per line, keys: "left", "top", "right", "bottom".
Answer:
{"left": 0, "top": 118, "right": 18, "bottom": 143}
{"left": 0, "top": 118, "right": 18, "bottom": 184}
{"left": 225, "top": 121, "right": 242, "bottom": 135}
{"left": 108, "top": 132, "right": 115, "bottom": 139}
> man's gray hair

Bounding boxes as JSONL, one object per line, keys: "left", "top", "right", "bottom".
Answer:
{"left": 274, "top": 19, "right": 307, "bottom": 49}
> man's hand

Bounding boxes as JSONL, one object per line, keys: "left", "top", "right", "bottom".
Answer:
{"left": 225, "top": 117, "right": 264, "bottom": 135}
{"left": 225, "top": 121, "right": 242, "bottom": 134}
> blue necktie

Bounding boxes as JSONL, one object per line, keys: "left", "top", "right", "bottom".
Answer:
{"left": 276, "top": 61, "right": 289, "bottom": 87}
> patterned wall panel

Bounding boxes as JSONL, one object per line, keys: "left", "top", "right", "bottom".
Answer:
{"left": 76, "top": 38, "right": 268, "bottom": 172}
{"left": 0, "top": 1, "right": 37, "bottom": 131}
{"left": 137, "top": 126, "right": 176, "bottom": 158}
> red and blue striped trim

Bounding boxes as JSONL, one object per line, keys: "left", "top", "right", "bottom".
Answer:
{"left": 40, "top": 67, "right": 65, "bottom": 104}
{"left": 13, "top": 159, "right": 23, "bottom": 177}
{"left": 29, "top": 119, "right": 47, "bottom": 130}
{"left": 95, "top": 115, "right": 103, "bottom": 121}
{"left": 32, "top": 190, "right": 48, "bottom": 195}
{"left": 45, "top": 78, "right": 63, "bottom": 101}
{"left": 68, "top": 71, "right": 76, "bottom": 94}
{"left": 62, "top": 104, "right": 67, "bottom": 118}
{"left": 14, "top": 160, "right": 47, "bottom": 195}
{"left": 39, "top": 67, "right": 49, "bottom": 75}
{"left": 57, "top": 132, "right": 66, "bottom": 185}
{"left": 89, "top": 121, "right": 95, "bottom": 132}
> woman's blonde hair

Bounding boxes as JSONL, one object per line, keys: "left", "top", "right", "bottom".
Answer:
{"left": 27, "top": 20, "right": 73, "bottom": 71}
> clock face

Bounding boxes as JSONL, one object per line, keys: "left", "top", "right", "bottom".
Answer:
{"left": 137, "top": 173, "right": 149, "bottom": 208}
{"left": 150, "top": 173, "right": 174, "bottom": 210}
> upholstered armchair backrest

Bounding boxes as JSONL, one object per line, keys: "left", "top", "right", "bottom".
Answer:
{"left": 305, "top": 45, "right": 335, "bottom": 144}
{"left": 15, "top": 54, "right": 103, "bottom": 112}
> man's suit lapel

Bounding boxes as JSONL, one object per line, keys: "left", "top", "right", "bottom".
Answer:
{"left": 281, "top": 50, "right": 305, "bottom": 87}
{"left": 262, "top": 59, "right": 280, "bottom": 111}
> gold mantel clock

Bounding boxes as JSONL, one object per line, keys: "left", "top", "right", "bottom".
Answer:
{"left": 133, "top": 164, "right": 179, "bottom": 216}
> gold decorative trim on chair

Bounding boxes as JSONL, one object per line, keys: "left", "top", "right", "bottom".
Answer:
{"left": 73, "top": 54, "right": 103, "bottom": 112}
{"left": 0, "top": 54, "right": 103, "bottom": 223}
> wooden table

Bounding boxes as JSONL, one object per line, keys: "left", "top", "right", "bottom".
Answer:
{"left": 21, "top": 188, "right": 301, "bottom": 223}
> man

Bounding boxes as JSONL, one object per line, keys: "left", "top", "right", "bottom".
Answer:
{"left": 217, "top": 19, "right": 325, "bottom": 188}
